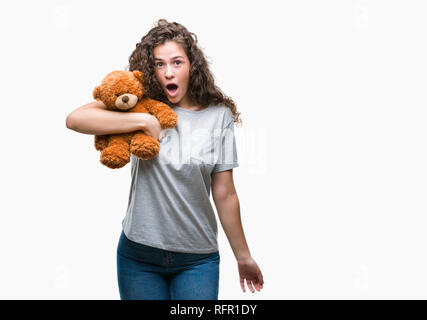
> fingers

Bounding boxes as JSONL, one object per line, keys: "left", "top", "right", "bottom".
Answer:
{"left": 250, "top": 279, "right": 263, "bottom": 292}
{"left": 240, "top": 277, "right": 246, "bottom": 292}
{"left": 241, "top": 278, "right": 264, "bottom": 293}
{"left": 253, "top": 281, "right": 260, "bottom": 291}
{"left": 252, "top": 281, "right": 262, "bottom": 291}
{"left": 258, "top": 271, "right": 264, "bottom": 289}
{"left": 246, "top": 278, "right": 255, "bottom": 293}
{"left": 241, "top": 275, "right": 264, "bottom": 293}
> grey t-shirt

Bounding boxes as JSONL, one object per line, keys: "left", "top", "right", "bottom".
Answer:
{"left": 121, "top": 104, "right": 239, "bottom": 253}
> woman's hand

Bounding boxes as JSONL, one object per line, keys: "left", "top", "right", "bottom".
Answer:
{"left": 237, "top": 257, "right": 264, "bottom": 293}
{"left": 142, "top": 113, "right": 162, "bottom": 141}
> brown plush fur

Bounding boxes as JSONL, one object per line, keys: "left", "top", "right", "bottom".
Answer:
{"left": 93, "top": 70, "right": 178, "bottom": 169}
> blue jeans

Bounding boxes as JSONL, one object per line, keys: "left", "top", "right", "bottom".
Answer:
{"left": 116, "top": 230, "right": 220, "bottom": 300}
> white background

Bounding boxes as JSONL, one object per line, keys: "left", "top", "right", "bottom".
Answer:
{"left": 0, "top": 0, "right": 426, "bottom": 299}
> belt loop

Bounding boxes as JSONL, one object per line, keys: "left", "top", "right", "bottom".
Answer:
{"left": 164, "top": 251, "right": 173, "bottom": 266}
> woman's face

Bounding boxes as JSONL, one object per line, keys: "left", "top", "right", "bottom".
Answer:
{"left": 154, "top": 40, "right": 194, "bottom": 108}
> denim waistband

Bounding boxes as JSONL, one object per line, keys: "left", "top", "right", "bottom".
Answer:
{"left": 117, "top": 230, "right": 220, "bottom": 269}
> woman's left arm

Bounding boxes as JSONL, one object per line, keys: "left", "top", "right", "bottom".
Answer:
{"left": 211, "top": 169, "right": 264, "bottom": 293}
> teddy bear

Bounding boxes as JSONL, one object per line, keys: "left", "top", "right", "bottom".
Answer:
{"left": 93, "top": 70, "right": 178, "bottom": 169}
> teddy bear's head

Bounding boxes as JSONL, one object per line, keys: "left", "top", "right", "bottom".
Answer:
{"left": 93, "top": 70, "right": 144, "bottom": 111}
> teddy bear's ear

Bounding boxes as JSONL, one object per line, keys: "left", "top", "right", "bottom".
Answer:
{"left": 133, "top": 71, "right": 144, "bottom": 82}
{"left": 93, "top": 86, "right": 101, "bottom": 100}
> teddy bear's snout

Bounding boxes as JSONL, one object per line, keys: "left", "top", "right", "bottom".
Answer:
{"left": 115, "top": 93, "right": 138, "bottom": 110}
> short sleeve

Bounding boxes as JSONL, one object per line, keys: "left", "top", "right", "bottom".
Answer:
{"left": 212, "top": 119, "right": 239, "bottom": 173}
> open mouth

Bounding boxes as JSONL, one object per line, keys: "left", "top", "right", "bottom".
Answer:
{"left": 166, "top": 84, "right": 179, "bottom": 96}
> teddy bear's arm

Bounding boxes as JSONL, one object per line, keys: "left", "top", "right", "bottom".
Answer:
{"left": 139, "top": 98, "right": 178, "bottom": 129}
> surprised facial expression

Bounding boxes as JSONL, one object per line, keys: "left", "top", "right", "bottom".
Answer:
{"left": 153, "top": 41, "right": 193, "bottom": 108}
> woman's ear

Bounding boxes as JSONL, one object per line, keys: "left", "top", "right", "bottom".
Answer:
{"left": 133, "top": 70, "right": 144, "bottom": 82}
{"left": 93, "top": 86, "right": 101, "bottom": 100}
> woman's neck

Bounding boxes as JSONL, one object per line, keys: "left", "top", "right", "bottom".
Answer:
{"left": 177, "top": 99, "right": 208, "bottom": 111}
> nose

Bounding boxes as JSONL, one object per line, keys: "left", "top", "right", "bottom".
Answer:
{"left": 122, "top": 95, "right": 129, "bottom": 103}
{"left": 165, "top": 64, "right": 174, "bottom": 78}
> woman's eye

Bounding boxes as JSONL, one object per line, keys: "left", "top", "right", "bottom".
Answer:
{"left": 155, "top": 61, "right": 181, "bottom": 67}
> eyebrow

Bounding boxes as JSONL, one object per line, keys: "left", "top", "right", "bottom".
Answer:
{"left": 154, "top": 56, "right": 184, "bottom": 61}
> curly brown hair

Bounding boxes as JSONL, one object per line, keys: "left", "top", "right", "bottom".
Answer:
{"left": 125, "top": 19, "right": 242, "bottom": 125}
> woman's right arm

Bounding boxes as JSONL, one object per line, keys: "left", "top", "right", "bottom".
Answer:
{"left": 65, "top": 101, "right": 162, "bottom": 139}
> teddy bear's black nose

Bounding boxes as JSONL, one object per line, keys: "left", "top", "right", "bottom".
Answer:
{"left": 122, "top": 95, "right": 129, "bottom": 103}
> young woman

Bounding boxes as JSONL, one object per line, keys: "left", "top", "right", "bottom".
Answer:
{"left": 66, "top": 19, "right": 263, "bottom": 300}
